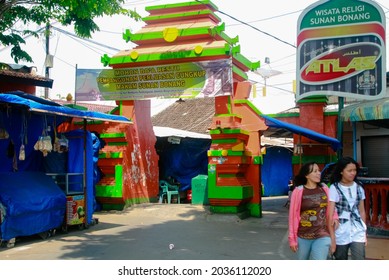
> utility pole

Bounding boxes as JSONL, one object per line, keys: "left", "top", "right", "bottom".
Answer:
{"left": 44, "top": 22, "right": 50, "bottom": 99}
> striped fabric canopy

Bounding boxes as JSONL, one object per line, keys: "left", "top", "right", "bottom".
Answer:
{"left": 341, "top": 97, "right": 389, "bottom": 122}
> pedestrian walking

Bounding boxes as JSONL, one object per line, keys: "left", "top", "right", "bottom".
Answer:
{"left": 288, "top": 162, "right": 336, "bottom": 260}
{"left": 327, "top": 157, "right": 367, "bottom": 260}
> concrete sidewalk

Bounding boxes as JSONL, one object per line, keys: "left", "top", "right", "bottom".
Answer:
{"left": 366, "top": 236, "right": 389, "bottom": 260}
{"left": 0, "top": 196, "right": 387, "bottom": 260}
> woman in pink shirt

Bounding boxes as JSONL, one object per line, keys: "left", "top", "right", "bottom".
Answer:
{"left": 288, "top": 162, "right": 336, "bottom": 260}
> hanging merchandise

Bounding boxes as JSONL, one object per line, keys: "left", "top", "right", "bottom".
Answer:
{"left": 7, "top": 140, "right": 15, "bottom": 158}
{"left": 12, "top": 150, "right": 18, "bottom": 172}
{"left": 34, "top": 133, "right": 53, "bottom": 157}
{"left": 58, "top": 134, "right": 69, "bottom": 153}
{"left": 53, "top": 116, "right": 60, "bottom": 153}
{"left": 52, "top": 117, "right": 68, "bottom": 153}
{"left": 19, "top": 144, "right": 25, "bottom": 161}
{"left": 53, "top": 134, "right": 69, "bottom": 153}
{"left": 53, "top": 135, "right": 68, "bottom": 153}
{"left": 33, "top": 116, "right": 53, "bottom": 157}
{"left": 0, "top": 128, "right": 9, "bottom": 139}
{"left": 19, "top": 113, "right": 28, "bottom": 161}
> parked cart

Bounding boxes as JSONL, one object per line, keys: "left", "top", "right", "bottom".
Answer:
{"left": 46, "top": 173, "right": 87, "bottom": 232}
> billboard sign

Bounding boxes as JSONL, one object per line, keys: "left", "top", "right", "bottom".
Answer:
{"left": 296, "top": 0, "right": 386, "bottom": 101}
{"left": 75, "top": 69, "right": 104, "bottom": 101}
{"left": 75, "top": 59, "right": 232, "bottom": 101}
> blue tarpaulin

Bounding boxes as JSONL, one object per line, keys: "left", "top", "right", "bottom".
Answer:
{"left": 261, "top": 115, "right": 341, "bottom": 151}
{"left": 0, "top": 172, "right": 66, "bottom": 240}
{"left": 261, "top": 146, "right": 293, "bottom": 196}
{"left": 156, "top": 137, "right": 211, "bottom": 191}
{"left": 0, "top": 91, "right": 131, "bottom": 123}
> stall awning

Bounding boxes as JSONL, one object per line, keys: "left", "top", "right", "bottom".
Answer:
{"left": 341, "top": 97, "right": 389, "bottom": 122}
{"left": 0, "top": 92, "right": 131, "bottom": 123}
{"left": 261, "top": 115, "right": 341, "bottom": 151}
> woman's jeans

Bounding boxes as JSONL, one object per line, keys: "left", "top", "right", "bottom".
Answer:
{"left": 297, "top": 236, "right": 331, "bottom": 260}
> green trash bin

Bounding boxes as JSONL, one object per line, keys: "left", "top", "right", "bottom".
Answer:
{"left": 191, "top": 175, "right": 209, "bottom": 205}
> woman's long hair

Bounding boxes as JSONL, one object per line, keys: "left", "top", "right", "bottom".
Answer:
{"left": 329, "top": 157, "right": 361, "bottom": 185}
{"left": 293, "top": 162, "right": 320, "bottom": 187}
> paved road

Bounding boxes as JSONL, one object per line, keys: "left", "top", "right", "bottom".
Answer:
{"left": 0, "top": 195, "right": 387, "bottom": 260}
{"left": 0, "top": 196, "right": 293, "bottom": 260}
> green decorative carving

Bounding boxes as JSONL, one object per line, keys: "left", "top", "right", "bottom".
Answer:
{"left": 109, "top": 46, "right": 229, "bottom": 65}
{"left": 101, "top": 54, "right": 111, "bottom": 67}
{"left": 143, "top": 10, "right": 221, "bottom": 23}
{"left": 145, "top": 0, "right": 218, "bottom": 12}
{"left": 122, "top": 29, "right": 132, "bottom": 43}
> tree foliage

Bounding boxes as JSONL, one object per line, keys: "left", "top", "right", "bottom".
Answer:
{"left": 0, "top": 0, "right": 141, "bottom": 63}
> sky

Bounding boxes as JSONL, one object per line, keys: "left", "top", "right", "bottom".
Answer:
{"left": 1, "top": 0, "right": 389, "bottom": 114}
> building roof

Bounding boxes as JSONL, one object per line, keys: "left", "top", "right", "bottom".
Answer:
{"left": 151, "top": 97, "right": 215, "bottom": 135}
{"left": 151, "top": 96, "right": 294, "bottom": 147}
{"left": 0, "top": 63, "right": 53, "bottom": 88}
{"left": 53, "top": 99, "right": 117, "bottom": 114}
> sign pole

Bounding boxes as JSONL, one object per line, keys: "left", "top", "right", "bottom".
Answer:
{"left": 337, "top": 96, "right": 344, "bottom": 159}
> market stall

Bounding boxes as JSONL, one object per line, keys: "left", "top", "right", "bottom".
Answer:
{"left": 0, "top": 91, "right": 130, "bottom": 245}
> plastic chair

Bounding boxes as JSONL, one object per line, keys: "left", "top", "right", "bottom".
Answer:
{"left": 159, "top": 180, "right": 180, "bottom": 204}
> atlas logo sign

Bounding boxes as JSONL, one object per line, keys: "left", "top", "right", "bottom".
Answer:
{"left": 301, "top": 42, "right": 380, "bottom": 84}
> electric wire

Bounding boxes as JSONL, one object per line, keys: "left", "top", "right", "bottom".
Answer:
{"left": 227, "top": 9, "right": 303, "bottom": 27}
{"left": 2, "top": 0, "right": 388, "bottom": 101}
{"left": 53, "top": 54, "right": 76, "bottom": 68}
{"left": 50, "top": 26, "right": 120, "bottom": 53}
{"left": 195, "top": 0, "right": 296, "bottom": 49}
